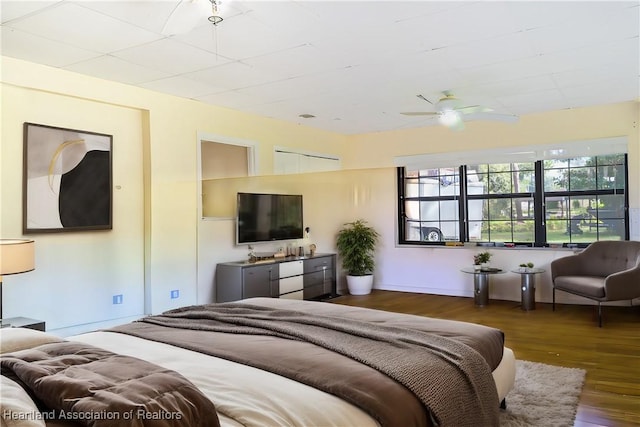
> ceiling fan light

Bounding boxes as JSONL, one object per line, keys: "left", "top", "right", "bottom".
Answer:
{"left": 439, "top": 110, "right": 460, "bottom": 127}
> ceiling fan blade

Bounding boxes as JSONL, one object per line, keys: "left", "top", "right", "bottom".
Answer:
{"left": 416, "top": 94, "right": 433, "bottom": 104}
{"left": 455, "top": 105, "right": 490, "bottom": 114}
{"left": 464, "top": 112, "right": 519, "bottom": 123}
{"left": 400, "top": 112, "right": 439, "bottom": 116}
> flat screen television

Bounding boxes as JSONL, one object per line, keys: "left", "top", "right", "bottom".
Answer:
{"left": 236, "top": 192, "right": 304, "bottom": 244}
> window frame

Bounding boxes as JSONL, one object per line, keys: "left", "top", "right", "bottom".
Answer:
{"left": 397, "top": 154, "right": 629, "bottom": 247}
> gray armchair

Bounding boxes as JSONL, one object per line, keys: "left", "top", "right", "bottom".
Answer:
{"left": 551, "top": 240, "right": 640, "bottom": 326}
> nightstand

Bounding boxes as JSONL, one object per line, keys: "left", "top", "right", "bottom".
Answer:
{"left": 0, "top": 317, "right": 45, "bottom": 331}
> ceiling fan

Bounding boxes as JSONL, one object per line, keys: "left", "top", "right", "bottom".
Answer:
{"left": 401, "top": 91, "right": 518, "bottom": 131}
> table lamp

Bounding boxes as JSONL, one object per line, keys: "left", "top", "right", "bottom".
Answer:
{"left": 0, "top": 239, "right": 35, "bottom": 326}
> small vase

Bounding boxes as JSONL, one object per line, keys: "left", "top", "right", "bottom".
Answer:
{"left": 474, "top": 264, "right": 481, "bottom": 271}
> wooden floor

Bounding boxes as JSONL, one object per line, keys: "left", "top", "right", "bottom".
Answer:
{"left": 330, "top": 290, "right": 640, "bottom": 427}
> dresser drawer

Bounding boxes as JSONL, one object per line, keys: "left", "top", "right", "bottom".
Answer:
{"left": 304, "top": 256, "right": 331, "bottom": 273}
{"left": 280, "top": 275, "right": 303, "bottom": 294}
{"left": 279, "top": 260, "right": 304, "bottom": 278}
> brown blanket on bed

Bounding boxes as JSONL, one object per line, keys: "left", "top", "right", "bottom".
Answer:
{"left": 109, "top": 302, "right": 499, "bottom": 427}
{"left": 0, "top": 341, "right": 220, "bottom": 427}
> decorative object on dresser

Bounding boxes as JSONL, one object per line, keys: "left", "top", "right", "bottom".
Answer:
{"left": 0, "top": 239, "right": 35, "bottom": 327}
{"left": 336, "top": 219, "right": 380, "bottom": 295}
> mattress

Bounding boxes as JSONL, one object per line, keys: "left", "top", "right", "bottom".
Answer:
{"left": 1, "top": 298, "right": 516, "bottom": 427}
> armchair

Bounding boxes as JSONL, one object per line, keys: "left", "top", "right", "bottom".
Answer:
{"left": 551, "top": 240, "right": 640, "bottom": 326}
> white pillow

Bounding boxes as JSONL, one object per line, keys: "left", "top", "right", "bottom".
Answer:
{"left": 0, "top": 376, "right": 46, "bottom": 427}
{"left": 0, "top": 328, "right": 62, "bottom": 354}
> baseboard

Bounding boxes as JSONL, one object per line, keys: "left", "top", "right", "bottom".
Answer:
{"left": 46, "top": 315, "right": 145, "bottom": 338}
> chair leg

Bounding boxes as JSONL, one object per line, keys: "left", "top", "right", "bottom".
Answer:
{"left": 552, "top": 287, "right": 556, "bottom": 311}
{"left": 598, "top": 302, "right": 602, "bottom": 327}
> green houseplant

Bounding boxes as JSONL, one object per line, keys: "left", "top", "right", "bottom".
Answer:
{"left": 474, "top": 251, "right": 492, "bottom": 266}
{"left": 336, "top": 219, "right": 380, "bottom": 295}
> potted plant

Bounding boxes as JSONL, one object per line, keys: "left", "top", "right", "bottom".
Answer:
{"left": 474, "top": 251, "right": 492, "bottom": 270}
{"left": 519, "top": 262, "right": 534, "bottom": 272}
{"left": 336, "top": 219, "right": 380, "bottom": 295}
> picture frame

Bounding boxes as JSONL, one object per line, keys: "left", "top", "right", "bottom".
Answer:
{"left": 23, "top": 122, "right": 113, "bottom": 233}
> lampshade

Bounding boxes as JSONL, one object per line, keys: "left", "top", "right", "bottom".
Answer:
{"left": 0, "top": 239, "right": 35, "bottom": 276}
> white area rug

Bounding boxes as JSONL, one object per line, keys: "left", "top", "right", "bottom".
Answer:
{"left": 500, "top": 360, "right": 586, "bottom": 427}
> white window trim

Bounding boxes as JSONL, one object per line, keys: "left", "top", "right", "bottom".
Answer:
{"left": 394, "top": 137, "right": 628, "bottom": 170}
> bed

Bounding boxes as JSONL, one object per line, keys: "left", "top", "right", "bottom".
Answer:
{"left": 1, "top": 297, "right": 515, "bottom": 427}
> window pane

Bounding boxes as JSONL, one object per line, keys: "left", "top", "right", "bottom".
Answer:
{"left": 544, "top": 167, "right": 567, "bottom": 191}
{"left": 473, "top": 221, "right": 489, "bottom": 242}
{"left": 514, "top": 197, "right": 535, "bottom": 219}
{"left": 513, "top": 220, "right": 534, "bottom": 242}
{"left": 489, "top": 221, "right": 512, "bottom": 242}
{"left": 405, "top": 178, "right": 419, "bottom": 198}
{"left": 405, "top": 201, "right": 419, "bottom": 220}
{"left": 515, "top": 162, "right": 535, "bottom": 171}
{"left": 420, "top": 201, "right": 440, "bottom": 221}
{"left": 545, "top": 195, "right": 594, "bottom": 242}
{"left": 404, "top": 219, "right": 422, "bottom": 241}
{"left": 547, "top": 158, "right": 568, "bottom": 169}
{"left": 468, "top": 199, "right": 486, "bottom": 221}
{"left": 488, "top": 172, "right": 512, "bottom": 194}
{"left": 569, "top": 166, "right": 596, "bottom": 190}
{"left": 587, "top": 195, "right": 625, "bottom": 238}
{"left": 418, "top": 177, "right": 439, "bottom": 197}
{"left": 569, "top": 157, "right": 590, "bottom": 167}
{"left": 488, "top": 199, "right": 511, "bottom": 220}
{"left": 546, "top": 219, "right": 567, "bottom": 243}
{"left": 467, "top": 175, "right": 485, "bottom": 195}
{"left": 597, "top": 164, "right": 624, "bottom": 189}
{"left": 438, "top": 221, "right": 460, "bottom": 241}
{"left": 516, "top": 170, "right": 535, "bottom": 193}
{"left": 598, "top": 154, "right": 624, "bottom": 166}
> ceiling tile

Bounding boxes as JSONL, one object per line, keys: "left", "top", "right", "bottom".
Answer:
{"left": 173, "top": 12, "right": 301, "bottom": 60}
{"left": 184, "top": 60, "right": 282, "bottom": 90}
{"left": 1, "top": 1, "right": 59, "bottom": 24}
{"left": 114, "top": 38, "right": 233, "bottom": 75}
{"left": 1, "top": 26, "right": 100, "bottom": 67}
{"left": 1, "top": 0, "right": 637, "bottom": 135}
{"left": 139, "top": 75, "right": 223, "bottom": 99}
{"left": 76, "top": 0, "right": 180, "bottom": 34}
{"left": 65, "top": 55, "right": 171, "bottom": 85}
{"left": 5, "top": 2, "right": 163, "bottom": 52}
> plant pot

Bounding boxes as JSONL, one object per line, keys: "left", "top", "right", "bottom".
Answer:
{"left": 346, "top": 275, "right": 374, "bottom": 295}
{"left": 474, "top": 264, "right": 481, "bottom": 271}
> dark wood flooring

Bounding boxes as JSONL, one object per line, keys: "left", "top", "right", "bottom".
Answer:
{"left": 330, "top": 290, "right": 640, "bottom": 427}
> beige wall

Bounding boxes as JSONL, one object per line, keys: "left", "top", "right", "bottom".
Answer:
{"left": 344, "top": 102, "right": 639, "bottom": 208}
{"left": 2, "top": 56, "right": 638, "bottom": 334}
{"left": 1, "top": 57, "right": 347, "bottom": 333}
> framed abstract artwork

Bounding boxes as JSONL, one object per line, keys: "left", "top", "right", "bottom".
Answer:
{"left": 23, "top": 122, "right": 113, "bottom": 233}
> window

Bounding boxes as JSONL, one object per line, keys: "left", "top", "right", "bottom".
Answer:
{"left": 402, "top": 168, "right": 462, "bottom": 242}
{"left": 398, "top": 154, "right": 628, "bottom": 247}
{"left": 543, "top": 154, "right": 627, "bottom": 243}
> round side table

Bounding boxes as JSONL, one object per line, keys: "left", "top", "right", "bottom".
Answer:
{"left": 510, "top": 268, "right": 545, "bottom": 310}
{"left": 461, "top": 267, "right": 505, "bottom": 306}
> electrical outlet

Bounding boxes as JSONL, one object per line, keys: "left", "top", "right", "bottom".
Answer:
{"left": 112, "top": 294, "right": 123, "bottom": 304}
{"left": 170, "top": 290, "right": 179, "bottom": 299}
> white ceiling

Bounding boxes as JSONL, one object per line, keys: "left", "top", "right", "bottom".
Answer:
{"left": 1, "top": 0, "right": 639, "bottom": 135}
